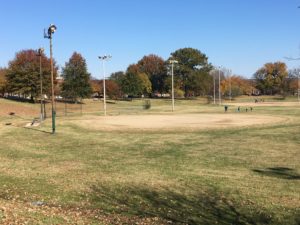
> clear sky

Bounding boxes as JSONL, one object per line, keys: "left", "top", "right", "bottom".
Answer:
{"left": 1, "top": 0, "right": 300, "bottom": 78}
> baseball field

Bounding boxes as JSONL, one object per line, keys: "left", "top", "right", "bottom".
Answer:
{"left": 0, "top": 97, "right": 299, "bottom": 224}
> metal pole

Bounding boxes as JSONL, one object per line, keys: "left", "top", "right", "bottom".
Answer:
{"left": 213, "top": 71, "right": 216, "bottom": 104}
{"left": 171, "top": 62, "right": 175, "bottom": 112}
{"left": 99, "top": 55, "right": 111, "bottom": 116}
{"left": 298, "top": 72, "right": 300, "bottom": 103}
{"left": 102, "top": 60, "right": 107, "bottom": 116}
{"left": 169, "top": 60, "right": 177, "bottom": 111}
{"left": 39, "top": 53, "right": 44, "bottom": 121}
{"left": 65, "top": 101, "right": 67, "bottom": 116}
{"left": 43, "top": 102, "right": 46, "bottom": 119}
{"left": 229, "top": 70, "right": 232, "bottom": 102}
{"left": 218, "top": 67, "right": 221, "bottom": 105}
{"left": 49, "top": 35, "right": 56, "bottom": 133}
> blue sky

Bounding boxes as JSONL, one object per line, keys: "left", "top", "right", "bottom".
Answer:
{"left": 1, "top": 0, "right": 300, "bottom": 78}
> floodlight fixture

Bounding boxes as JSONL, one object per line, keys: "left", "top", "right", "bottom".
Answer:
{"left": 98, "top": 55, "right": 112, "bottom": 60}
{"left": 169, "top": 59, "right": 178, "bottom": 64}
{"left": 44, "top": 24, "right": 57, "bottom": 39}
{"left": 48, "top": 24, "right": 57, "bottom": 36}
{"left": 37, "top": 47, "right": 44, "bottom": 56}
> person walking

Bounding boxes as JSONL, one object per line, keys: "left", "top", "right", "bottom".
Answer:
{"left": 224, "top": 105, "right": 228, "bottom": 112}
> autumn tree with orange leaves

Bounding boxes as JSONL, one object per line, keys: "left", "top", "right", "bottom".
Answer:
{"left": 221, "top": 75, "right": 254, "bottom": 97}
{"left": 0, "top": 67, "right": 7, "bottom": 96}
{"left": 254, "top": 62, "right": 288, "bottom": 95}
{"left": 136, "top": 54, "right": 167, "bottom": 94}
{"left": 6, "top": 49, "right": 57, "bottom": 101}
{"left": 287, "top": 69, "right": 300, "bottom": 96}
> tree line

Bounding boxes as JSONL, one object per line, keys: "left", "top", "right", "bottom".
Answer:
{"left": 90, "top": 48, "right": 257, "bottom": 100}
{"left": 0, "top": 47, "right": 298, "bottom": 102}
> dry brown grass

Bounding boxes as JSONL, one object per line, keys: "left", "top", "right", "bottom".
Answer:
{"left": 0, "top": 97, "right": 299, "bottom": 224}
{"left": 0, "top": 99, "right": 38, "bottom": 117}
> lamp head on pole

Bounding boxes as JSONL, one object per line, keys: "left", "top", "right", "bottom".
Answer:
{"left": 98, "top": 55, "right": 112, "bottom": 60}
{"left": 44, "top": 24, "right": 57, "bottom": 39}
{"left": 48, "top": 24, "right": 57, "bottom": 35}
{"left": 169, "top": 59, "right": 178, "bottom": 64}
{"left": 37, "top": 47, "right": 44, "bottom": 55}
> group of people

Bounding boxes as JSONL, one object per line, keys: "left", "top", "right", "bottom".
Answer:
{"left": 224, "top": 105, "right": 253, "bottom": 112}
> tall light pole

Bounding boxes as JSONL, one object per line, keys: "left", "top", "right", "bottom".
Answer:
{"left": 213, "top": 70, "right": 216, "bottom": 104}
{"left": 98, "top": 55, "right": 112, "bottom": 116}
{"left": 36, "top": 48, "right": 44, "bottom": 121}
{"left": 44, "top": 24, "right": 57, "bottom": 134}
{"left": 169, "top": 60, "right": 178, "bottom": 112}
{"left": 229, "top": 69, "right": 232, "bottom": 102}
{"left": 218, "top": 66, "right": 221, "bottom": 105}
{"left": 298, "top": 71, "right": 300, "bottom": 103}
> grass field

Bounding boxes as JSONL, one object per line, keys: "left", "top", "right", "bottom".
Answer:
{"left": 0, "top": 97, "right": 299, "bottom": 224}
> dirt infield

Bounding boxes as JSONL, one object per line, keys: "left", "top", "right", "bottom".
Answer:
{"left": 74, "top": 113, "right": 287, "bottom": 131}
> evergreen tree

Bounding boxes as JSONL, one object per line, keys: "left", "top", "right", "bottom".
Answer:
{"left": 61, "top": 52, "right": 92, "bottom": 101}
{"left": 170, "top": 48, "right": 212, "bottom": 97}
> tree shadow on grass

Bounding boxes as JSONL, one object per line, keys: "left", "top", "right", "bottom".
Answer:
{"left": 88, "top": 184, "right": 273, "bottom": 225}
{"left": 253, "top": 167, "right": 300, "bottom": 180}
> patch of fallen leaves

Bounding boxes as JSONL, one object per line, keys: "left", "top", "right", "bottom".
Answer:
{"left": 0, "top": 199, "right": 174, "bottom": 225}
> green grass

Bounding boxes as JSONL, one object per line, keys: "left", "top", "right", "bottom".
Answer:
{"left": 0, "top": 97, "right": 299, "bottom": 224}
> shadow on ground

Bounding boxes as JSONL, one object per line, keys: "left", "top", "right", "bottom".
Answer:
{"left": 253, "top": 167, "right": 300, "bottom": 180}
{"left": 88, "top": 184, "right": 273, "bottom": 225}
